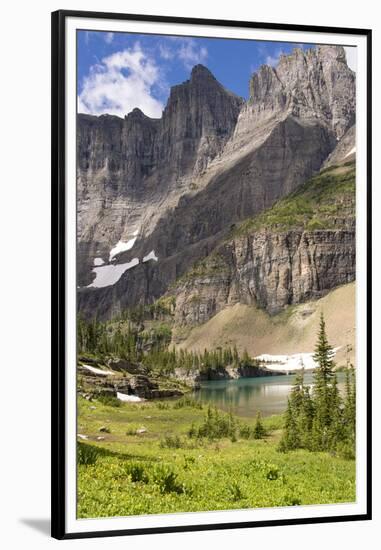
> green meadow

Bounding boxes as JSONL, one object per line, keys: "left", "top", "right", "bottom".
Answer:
{"left": 77, "top": 396, "right": 355, "bottom": 519}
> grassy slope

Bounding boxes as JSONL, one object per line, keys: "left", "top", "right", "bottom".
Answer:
{"left": 233, "top": 162, "right": 355, "bottom": 236}
{"left": 172, "top": 163, "right": 354, "bottom": 288}
{"left": 177, "top": 282, "right": 355, "bottom": 366}
{"left": 77, "top": 397, "right": 355, "bottom": 518}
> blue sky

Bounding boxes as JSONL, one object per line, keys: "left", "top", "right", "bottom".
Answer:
{"left": 77, "top": 31, "right": 355, "bottom": 119}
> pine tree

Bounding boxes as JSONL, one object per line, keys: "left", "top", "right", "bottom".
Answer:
{"left": 233, "top": 345, "right": 239, "bottom": 366}
{"left": 311, "top": 313, "right": 336, "bottom": 450}
{"left": 298, "top": 385, "right": 314, "bottom": 449}
{"left": 241, "top": 349, "right": 251, "bottom": 368}
{"left": 279, "top": 314, "right": 356, "bottom": 457}
{"left": 278, "top": 369, "right": 312, "bottom": 450}
{"left": 326, "top": 373, "right": 344, "bottom": 450}
{"left": 253, "top": 411, "right": 266, "bottom": 439}
{"left": 279, "top": 397, "right": 300, "bottom": 451}
{"left": 290, "top": 369, "right": 305, "bottom": 413}
{"left": 341, "top": 365, "right": 356, "bottom": 457}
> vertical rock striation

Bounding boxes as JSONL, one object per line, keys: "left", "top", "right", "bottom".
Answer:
{"left": 172, "top": 228, "right": 356, "bottom": 327}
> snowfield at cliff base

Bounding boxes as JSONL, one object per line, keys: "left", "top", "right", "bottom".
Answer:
{"left": 256, "top": 347, "right": 341, "bottom": 371}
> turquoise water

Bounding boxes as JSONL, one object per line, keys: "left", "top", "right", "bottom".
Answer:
{"left": 192, "top": 372, "right": 346, "bottom": 418}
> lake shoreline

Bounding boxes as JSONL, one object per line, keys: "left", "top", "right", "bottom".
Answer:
{"left": 190, "top": 372, "right": 347, "bottom": 418}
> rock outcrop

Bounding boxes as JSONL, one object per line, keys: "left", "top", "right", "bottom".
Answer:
{"left": 242, "top": 46, "right": 355, "bottom": 139}
{"left": 172, "top": 228, "right": 355, "bottom": 327}
{"left": 323, "top": 125, "right": 356, "bottom": 167}
{"left": 77, "top": 362, "right": 193, "bottom": 400}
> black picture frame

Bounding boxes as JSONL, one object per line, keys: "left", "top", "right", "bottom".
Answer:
{"left": 51, "top": 9, "right": 372, "bottom": 540}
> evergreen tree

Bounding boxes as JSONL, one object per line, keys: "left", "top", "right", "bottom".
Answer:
{"left": 290, "top": 369, "right": 305, "bottom": 413}
{"left": 341, "top": 365, "right": 356, "bottom": 457}
{"left": 279, "top": 369, "right": 310, "bottom": 450}
{"left": 279, "top": 314, "right": 356, "bottom": 457}
{"left": 279, "top": 397, "right": 300, "bottom": 451}
{"left": 253, "top": 411, "right": 266, "bottom": 439}
{"left": 298, "top": 385, "right": 314, "bottom": 449}
{"left": 241, "top": 349, "right": 252, "bottom": 368}
{"left": 326, "top": 373, "right": 344, "bottom": 450}
{"left": 311, "top": 313, "right": 336, "bottom": 450}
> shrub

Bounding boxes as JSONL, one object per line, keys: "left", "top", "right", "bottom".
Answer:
{"left": 266, "top": 464, "right": 280, "bottom": 480}
{"left": 306, "top": 218, "right": 325, "bottom": 230}
{"left": 188, "top": 407, "right": 238, "bottom": 441}
{"left": 283, "top": 494, "right": 302, "bottom": 506}
{"left": 228, "top": 481, "right": 246, "bottom": 502}
{"left": 124, "top": 461, "right": 149, "bottom": 483}
{"left": 239, "top": 424, "right": 252, "bottom": 440}
{"left": 188, "top": 423, "right": 197, "bottom": 438}
{"left": 96, "top": 394, "right": 120, "bottom": 407}
{"left": 151, "top": 464, "right": 184, "bottom": 494}
{"left": 188, "top": 407, "right": 266, "bottom": 442}
{"left": 77, "top": 442, "right": 98, "bottom": 466}
{"left": 253, "top": 412, "right": 267, "bottom": 439}
{"left": 173, "top": 397, "right": 203, "bottom": 410}
{"left": 160, "top": 435, "right": 184, "bottom": 449}
{"left": 183, "top": 456, "right": 196, "bottom": 470}
{"left": 125, "top": 425, "right": 139, "bottom": 435}
{"left": 336, "top": 440, "right": 356, "bottom": 460}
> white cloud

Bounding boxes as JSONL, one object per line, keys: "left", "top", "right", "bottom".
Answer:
{"left": 344, "top": 46, "right": 357, "bottom": 72}
{"left": 178, "top": 39, "right": 208, "bottom": 70}
{"left": 265, "top": 50, "right": 284, "bottom": 67}
{"left": 78, "top": 43, "right": 164, "bottom": 118}
{"left": 104, "top": 32, "right": 114, "bottom": 44}
{"left": 159, "top": 43, "right": 174, "bottom": 60}
{"left": 158, "top": 37, "right": 208, "bottom": 70}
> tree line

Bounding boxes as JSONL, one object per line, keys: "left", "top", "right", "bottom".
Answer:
{"left": 77, "top": 316, "right": 259, "bottom": 376}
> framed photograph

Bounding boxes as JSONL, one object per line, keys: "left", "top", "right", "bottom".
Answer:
{"left": 51, "top": 9, "right": 372, "bottom": 540}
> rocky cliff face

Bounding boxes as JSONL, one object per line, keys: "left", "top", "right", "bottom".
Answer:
{"left": 172, "top": 228, "right": 355, "bottom": 326}
{"left": 77, "top": 65, "right": 243, "bottom": 285}
{"left": 171, "top": 160, "right": 356, "bottom": 327}
{"left": 77, "top": 46, "right": 356, "bottom": 319}
{"left": 156, "top": 65, "right": 244, "bottom": 175}
{"left": 323, "top": 124, "right": 356, "bottom": 167}
{"left": 235, "top": 45, "right": 355, "bottom": 146}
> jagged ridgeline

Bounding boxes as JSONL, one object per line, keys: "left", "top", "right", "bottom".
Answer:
{"left": 77, "top": 45, "right": 356, "bottom": 327}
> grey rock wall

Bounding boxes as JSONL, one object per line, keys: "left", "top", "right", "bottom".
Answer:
{"left": 76, "top": 46, "right": 356, "bottom": 318}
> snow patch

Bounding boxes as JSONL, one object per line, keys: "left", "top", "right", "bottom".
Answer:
{"left": 345, "top": 146, "right": 356, "bottom": 158}
{"left": 256, "top": 348, "right": 341, "bottom": 372}
{"left": 117, "top": 392, "right": 144, "bottom": 403}
{"left": 87, "top": 258, "right": 139, "bottom": 288}
{"left": 82, "top": 364, "right": 115, "bottom": 376}
{"left": 93, "top": 257, "right": 105, "bottom": 266}
{"left": 109, "top": 237, "right": 137, "bottom": 261}
{"left": 143, "top": 250, "right": 158, "bottom": 263}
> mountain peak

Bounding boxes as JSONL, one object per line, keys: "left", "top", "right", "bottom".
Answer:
{"left": 126, "top": 107, "right": 146, "bottom": 119}
{"left": 190, "top": 64, "right": 216, "bottom": 82}
{"left": 246, "top": 44, "right": 355, "bottom": 139}
{"left": 317, "top": 45, "right": 346, "bottom": 63}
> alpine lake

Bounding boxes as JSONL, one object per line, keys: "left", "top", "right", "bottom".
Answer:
{"left": 191, "top": 371, "right": 347, "bottom": 418}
